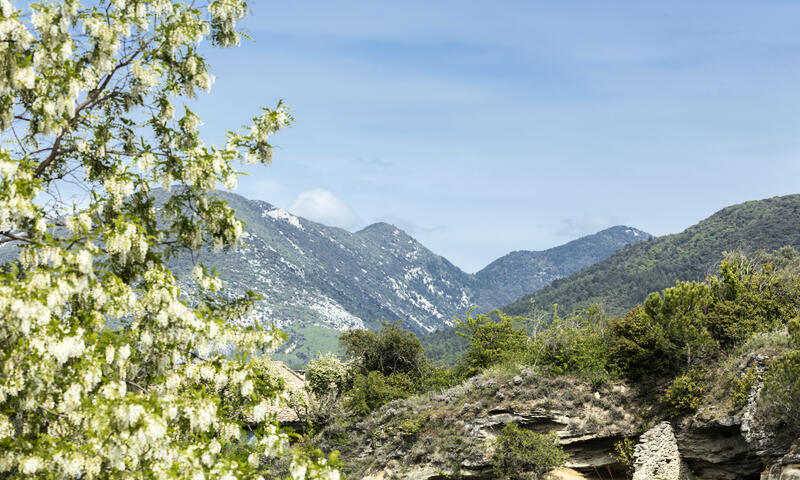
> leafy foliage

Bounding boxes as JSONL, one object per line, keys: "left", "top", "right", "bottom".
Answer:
{"left": 761, "top": 350, "right": 800, "bottom": 431}
{"left": 305, "top": 353, "right": 352, "bottom": 398}
{"left": 454, "top": 308, "right": 528, "bottom": 376}
{"left": 532, "top": 305, "right": 612, "bottom": 386}
{"left": 613, "top": 437, "right": 636, "bottom": 479}
{"left": 491, "top": 422, "right": 567, "bottom": 480}
{"left": 609, "top": 250, "right": 800, "bottom": 380}
{"left": 340, "top": 322, "right": 427, "bottom": 377}
{"left": 731, "top": 366, "right": 758, "bottom": 410}
{"left": 663, "top": 369, "right": 705, "bottom": 417}
{"left": 344, "top": 371, "right": 415, "bottom": 417}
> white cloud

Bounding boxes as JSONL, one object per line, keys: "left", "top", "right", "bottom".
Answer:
{"left": 289, "top": 189, "right": 361, "bottom": 230}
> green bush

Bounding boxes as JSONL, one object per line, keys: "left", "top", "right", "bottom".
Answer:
{"left": 344, "top": 371, "right": 415, "bottom": 416}
{"left": 397, "top": 413, "right": 430, "bottom": 437}
{"left": 305, "top": 353, "right": 353, "bottom": 398}
{"left": 416, "top": 364, "right": 464, "bottom": 393}
{"left": 609, "top": 307, "right": 673, "bottom": 380}
{"left": 455, "top": 308, "right": 528, "bottom": 376}
{"left": 492, "top": 422, "right": 567, "bottom": 480}
{"left": 707, "top": 253, "right": 800, "bottom": 347}
{"left": 761, "top": 350, "right": 800, "bottom": 430}
{"left": 731, "top": 366, "right": 758, "bottom": 410}
{"left": 534, "top": 306, "right": 613, "bottom": 387}
{"left": 613, "top": 437, "right": 636, "bottom": 479}
{"left": 340, "top": 322, "right": 427, "bottom": 377}
{"left": 789, "top": 317, "right": 800, "bottom": 348}
{"left": 663, "top": 370, "right": 705, "bottom": 417}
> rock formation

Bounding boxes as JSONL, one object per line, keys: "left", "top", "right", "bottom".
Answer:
{"left": 632, "top": 422, "right": 691, "bottom": 480}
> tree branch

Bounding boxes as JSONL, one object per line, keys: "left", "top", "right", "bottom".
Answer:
{"left": 0, "top": 231, "right": 36, "bottom": 245}
{"left": 33, "top": 42, "right": 151, "bottom": 179}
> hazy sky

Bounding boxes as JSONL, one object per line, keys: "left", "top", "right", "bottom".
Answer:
{"left": 191, "top": 1, "right": 800, "bottom": 273}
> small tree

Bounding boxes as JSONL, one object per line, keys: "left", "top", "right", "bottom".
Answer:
{"left": 0, "top": 1, "right": 337, "bottom": 478}
{"left": 339, "top": 322, "right": 427, "bottom": 377}
{"left": 455, "top": 308, "right": 528, "bottom": 375}
{"left": 305, "top": 353, "right": 352, "bottom": 398}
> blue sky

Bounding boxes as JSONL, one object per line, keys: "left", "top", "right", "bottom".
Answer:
{"left": 192, "top": 1, "right": 800, "bottom": 273}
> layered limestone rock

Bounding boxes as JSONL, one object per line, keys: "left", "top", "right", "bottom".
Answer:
{"left": 632, "top": 422, "right": 692, "bottom": 480}
{"left": 762, "top": 465, "right": 800, "bottom": 480}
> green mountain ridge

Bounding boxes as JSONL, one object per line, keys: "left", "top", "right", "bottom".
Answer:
{"left": 475, "top": 225, "right": 651, "bottom": 304}
{"left": 504, "top": 194, "right": 800, "bottom": 318}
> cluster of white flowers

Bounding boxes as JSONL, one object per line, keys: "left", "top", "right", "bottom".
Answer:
{"left": 104, "top": 176, "right": 135, "bottom": 207}
{"left": 0, "top": 150, "right": 40, "bottom": 233}
{"left": 136, "top": 152, "right": 155, "bottom": 172}
{"left": 192, "top": 264, "right": 223, "bottom": 292}
{"left": 106, "top": 221, "right": 147, "bottom": 263}
{"left": 0, "top": 4, "right": 35, "bottom": 126}
{"left": 131, "top": 60, "right": 161, "bottom": 90}
{"left": 208, "top": 0, "right": 249, "bottom": 47}
{"left": 66, "top": 212, "right": 92, "bottom": 234}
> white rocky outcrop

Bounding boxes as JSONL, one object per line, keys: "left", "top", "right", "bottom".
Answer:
{"left": 633, "top": 422, "right": 692, "bottom": 480}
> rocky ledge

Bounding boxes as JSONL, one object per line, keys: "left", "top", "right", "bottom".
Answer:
{"left": 316, "top": 355, "right": 799, "bottom": 480}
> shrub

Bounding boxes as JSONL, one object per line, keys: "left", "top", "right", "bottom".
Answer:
{"left": 306, "top": 353, "right": 353, "bottom": 398}
{"left": 731, "top": 366, "right": 758, "bottom": 410}
{"left": 609, "top": 307, "right": 673, "bottom": 380}
{"left": 455, "top": 308, "right": 528, "bottom": 375}
{"left": 663, "top": 369, "right": 705, "bottom": 417}
{"left": 789, "top": 317, "right": 800, "bottom": 348}
{"left": 344, "top": 371, "right": 415, "bottom": 416}
{"left": 761, "top": 350, "right": 800, "bottom": 430}
{"left": 397, "top": 413, "right": 430, "bottom": 438}
{"left": 707, "top": 251, "right": 800, "bottom": 348}
{"left": 534, "top": 306, "right": 613, "bottom": 387}
{"left": 416, "top": 364, "right": 464, "bottom": 393}
{"left": 613, "top": 437, "right": 636, "bottom": 479}
{"left": 340, "top": 322, "right": 427, "bottom": 377}
{"left": 492, "top": 422, "right": 567, "bottom": 480}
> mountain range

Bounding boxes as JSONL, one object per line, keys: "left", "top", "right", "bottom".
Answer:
{"left": 504, "top": 194, "right": 800, "bottom": 318}
{"left": 164, "top": 191, "right": 649, "bottom": 366}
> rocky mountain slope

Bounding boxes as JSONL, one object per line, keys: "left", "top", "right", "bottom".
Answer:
{"left": 505, "top": 194, "right": 800, "bottom": 318}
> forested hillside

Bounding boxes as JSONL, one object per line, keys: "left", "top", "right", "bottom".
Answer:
{"left": 504, "top": 194, "right": 800, "bottom": 318}
{"left": 475, "top": 226, "right": 650, "bottom": 305}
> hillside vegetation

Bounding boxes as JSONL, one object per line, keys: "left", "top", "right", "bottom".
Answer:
{"left": 305, "top": 248, "right": 800, "bottom": 479}
{"left": 505, "top": 194, "right": 800, "bottom": 318}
